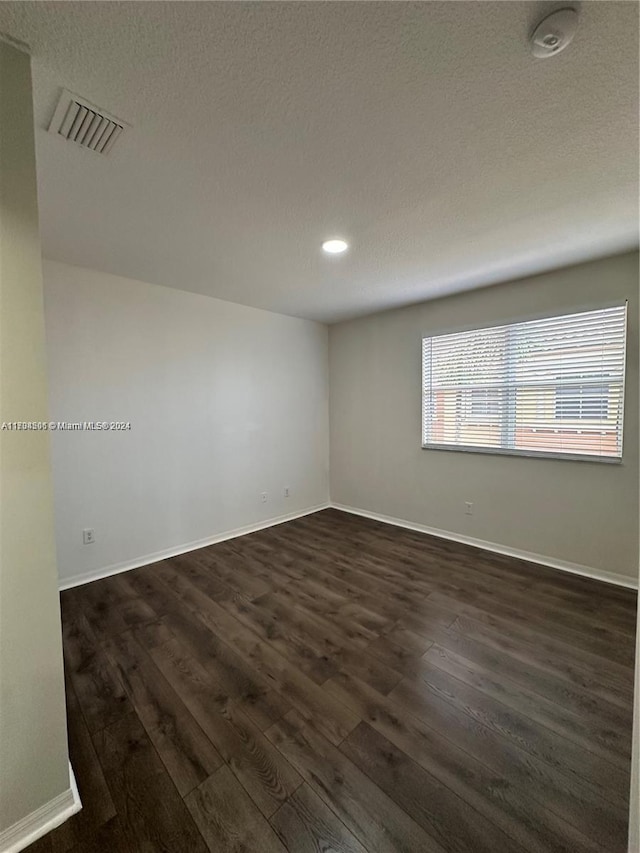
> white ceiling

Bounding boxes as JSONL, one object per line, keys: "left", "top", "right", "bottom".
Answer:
{"left": 1, "top": 2, "right": 638, "bottom": 323}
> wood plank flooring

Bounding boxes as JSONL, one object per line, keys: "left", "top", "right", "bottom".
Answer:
{"left": 28, "top": 509, "right": 637, "bottom": 853}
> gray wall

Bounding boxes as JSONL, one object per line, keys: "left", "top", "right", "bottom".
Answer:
{"left": 329, "top": 252, "right": 639, "bottom": 583}
{"left": 0, "top": 42, "right": 70, "bottom": 832}
{"left": 44, "top": 260, "right": 329, "bottom": 587}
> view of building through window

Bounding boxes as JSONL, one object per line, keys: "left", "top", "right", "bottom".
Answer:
{"left": 422, "top": 304, "right": 627, "bottom": 459}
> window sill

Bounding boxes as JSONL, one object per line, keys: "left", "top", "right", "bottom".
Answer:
{"left": 421, "top": 443, "right": 623, "bottom": 464}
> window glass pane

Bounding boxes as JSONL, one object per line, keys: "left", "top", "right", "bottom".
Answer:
{"left": 422, "top": 305, "right": 627, "bottom": 460}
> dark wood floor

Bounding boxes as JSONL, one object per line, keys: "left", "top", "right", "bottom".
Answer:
{"left": 28, "top": 509, "right": 637, "bottom": 853}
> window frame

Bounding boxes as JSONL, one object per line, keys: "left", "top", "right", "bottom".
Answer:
{"left": 421, "top": 303, "right": 628, "bottom": 465}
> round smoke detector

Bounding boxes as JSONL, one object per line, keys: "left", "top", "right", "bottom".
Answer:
{"left": 530, "top": 8, "right": 579, "bottom": 59}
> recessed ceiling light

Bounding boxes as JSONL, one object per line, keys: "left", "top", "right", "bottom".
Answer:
{"left": 322, "top": 239, "right": 349, "bottom": 255}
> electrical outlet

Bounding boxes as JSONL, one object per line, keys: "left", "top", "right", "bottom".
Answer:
{"left": 261, "top": 492, "right": 268, "bottom": 503}
{"left": 83, "top": 528, "right": 95, "bottom": 545}
{"left": 464, "top": 502, "right": 473, "bottom": 516}
{"left": 284, "top": 486, "right": 290, "bottom": 498}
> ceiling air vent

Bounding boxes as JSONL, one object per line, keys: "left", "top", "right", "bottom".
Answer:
{"left": 48, "top": 89, "right": 128, "bottom": 155}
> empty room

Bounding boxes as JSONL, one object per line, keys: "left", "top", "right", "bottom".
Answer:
{"left": 1, "top": 2, "right": 639, "bottom": 852}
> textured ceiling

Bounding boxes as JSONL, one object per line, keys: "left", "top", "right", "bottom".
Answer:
{"left": 0, "top": 2, "right": 638, "bottom": 323}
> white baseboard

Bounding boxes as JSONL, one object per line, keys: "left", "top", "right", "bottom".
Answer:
{"left": 59, "top": 503, "right": 331, "bottom": 590}
{"left": 58, "top": 498, "right": 637, "bottom": 592}
{"left": 0, "top": 763, "right": 81, "bottom": 853}
{"left": 331, "top": 502, "right": 638, "bottom": 590}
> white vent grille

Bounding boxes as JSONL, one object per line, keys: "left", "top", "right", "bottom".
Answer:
{"left": 48, "top": 90, "right": 127, "bottom": 155}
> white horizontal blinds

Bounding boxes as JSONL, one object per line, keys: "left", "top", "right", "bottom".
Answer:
{"left": 422, "top": 304, "right": 627, "bottom": 459}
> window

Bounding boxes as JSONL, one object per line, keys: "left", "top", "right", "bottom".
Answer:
{"left": 468, "top": 388, "right": 501, "bottom": 419}
{"left": 555, "top": 375, "right": 609, "bottom": 420}
{"left": 422, "top": 304, "right": 627, "bottom": 461}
